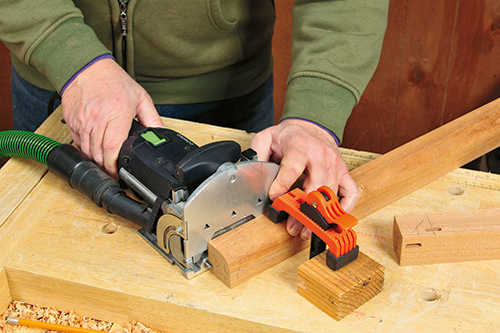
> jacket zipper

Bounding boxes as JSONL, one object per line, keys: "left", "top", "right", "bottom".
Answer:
{"left": 119, "top": 0, "right": 128, "bottom": 70}
{"left": 119, "top": 0, "right": 128, "bottom": 36}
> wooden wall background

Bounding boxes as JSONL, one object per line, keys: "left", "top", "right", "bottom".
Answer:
{"left": 1, "top": 0, "right": 500, "bottom": 156}
{"left": 0, "top": 42, "right": 12, "bottom": 132}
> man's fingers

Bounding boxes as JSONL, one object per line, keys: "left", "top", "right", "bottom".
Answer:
{"left": 286, "top": 216, "right": 312, "bottom": 240}
{"left": 269, "top": 148, "right": 307, "bottom": 200}
{"left": 249, "top": 129, "right": 274, "bottom": 162}
{"left": 136, "top": 96, "right": 165, "bottom": 128}
{"left": 338, "top": 173, "right": 360, "bottom": 213}
{"left": 102, "top": 117, "right": 133, "bottom": 177}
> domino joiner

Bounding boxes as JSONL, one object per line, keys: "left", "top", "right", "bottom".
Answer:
{"left": 116, "top": 121, "right": 279, "bottom": 278}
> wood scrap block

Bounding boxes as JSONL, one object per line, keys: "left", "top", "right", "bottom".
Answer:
{"left": 208, "top": 214, "right": 309, "bottom": 288}
{"left": 297, "top": 251, "right": 384, "bottom": 321}
{"left": 393, "top": 208, "right": 500, "bottom": 266}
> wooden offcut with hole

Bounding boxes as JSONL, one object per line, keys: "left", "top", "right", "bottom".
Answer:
{"left": 393, "top": 208, "right": 500, "bottom": 265}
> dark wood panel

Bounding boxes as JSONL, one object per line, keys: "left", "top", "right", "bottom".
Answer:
{"left": 272, "top": 0, "right": 293, "bottom": 124}
{"left": 342, "top": 0, "right": 406, "bottom": 153}
{"left": 391, "top": 0, "right": 459, "bottom": 148}
{"left": 0, "top": 42, "right": 12, "bottom": 132}
{"left": 443, "top": 0, "right": 500, "bottom": 123}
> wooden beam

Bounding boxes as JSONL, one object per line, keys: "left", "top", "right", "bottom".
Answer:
{"left": 297, "top": 251, "right": 384, "bottom": 321}
{"left": 208, "top": 215, "right": 308, "bottom": 288}
{"left": 393, "top": 208, "right": 500, "bottom": 266}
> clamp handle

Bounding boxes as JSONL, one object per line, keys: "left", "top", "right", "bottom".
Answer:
{"left": 269, "top": 186, "right": 359, "bottom": 270}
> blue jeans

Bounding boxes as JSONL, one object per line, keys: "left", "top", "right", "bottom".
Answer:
{"left": 11, "top": 66, "right": 275, "bottom": 133}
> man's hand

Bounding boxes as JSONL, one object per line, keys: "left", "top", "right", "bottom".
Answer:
{"left": 61, "top": 58, "right": 165, "bottom": 177}
{"left": 250, "top": 119, "right": 359, "bottom": 240}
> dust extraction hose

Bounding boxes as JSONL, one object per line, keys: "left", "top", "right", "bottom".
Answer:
{"left": 0, "top": 130, "right": 60, "bottom": 165}
{"left": 0, "top": 130, "right": 151, "bottom": 228}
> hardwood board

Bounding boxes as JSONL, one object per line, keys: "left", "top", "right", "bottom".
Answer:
{"left": 208, "top": 214, "right": 309, "bottom": 288}
{"left": 297, "top": 252, "right": 384, "bottom": 321}
{"left": 393, "top": 208, "right": 500, "bottom": 266}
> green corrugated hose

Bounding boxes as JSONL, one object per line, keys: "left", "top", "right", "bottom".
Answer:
{"left": 0, "top": 131, "right": 61, "bottom": 166}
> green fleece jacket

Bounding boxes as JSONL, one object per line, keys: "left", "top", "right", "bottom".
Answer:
{"left": 0, "top": 0, "right": 388, "bottom": 141}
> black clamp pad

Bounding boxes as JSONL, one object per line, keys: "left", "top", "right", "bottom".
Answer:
{"left": 326, "top": 245, "right": 359, "bottom": 271}
{"left": 268, "top": 205, "right": 289, "bottom": 224}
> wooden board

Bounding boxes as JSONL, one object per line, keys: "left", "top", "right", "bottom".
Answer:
{"left": 1, "top": 109, "right": 500, "bottom": 332}
{"left": 208, "top": 215, "right": 308, "bottom": 288}
{"left": 393, "top": 208, "right": 500, "bottom": 266}
{"left": 297, "top": 251, "right": 384, "bottom": 321}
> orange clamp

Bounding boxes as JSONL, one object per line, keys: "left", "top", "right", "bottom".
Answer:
{"left": 271, "top": 186, "right": 358, "bottom": 258}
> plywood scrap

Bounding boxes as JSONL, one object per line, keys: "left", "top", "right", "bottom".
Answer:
{"left": 393, "top": 208, "right": 500, "bottom": 265}
{"left": 297, "top": 251, "right": 384, "bottom": 321}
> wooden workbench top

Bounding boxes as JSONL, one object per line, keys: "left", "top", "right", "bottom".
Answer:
{"left": 1, "top": 108, "right": 499, "bottom": 332}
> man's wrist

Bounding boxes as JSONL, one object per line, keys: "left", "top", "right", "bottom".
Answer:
{"left": 280, "top": 117, "right": 340, "bottom": 146}
{"left": 60, "top": 54, "right": 115, "bottom": 95}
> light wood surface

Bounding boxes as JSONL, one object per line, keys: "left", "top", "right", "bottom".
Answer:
{"left": 1, "top": 107, "right": 500, "bottom": 332}
{"left": 0, "top": 268, "right": 11, "bottom": 315}
{"left": 394, "top": 208, "right": 500, "bottom": 266}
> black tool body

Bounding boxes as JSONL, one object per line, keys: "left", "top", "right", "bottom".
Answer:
{"left": 118, "top": 120, "right": 241, "bottom": 201}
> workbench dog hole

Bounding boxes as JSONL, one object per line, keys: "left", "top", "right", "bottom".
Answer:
{"left": 447, "top": 185, "right": 464, "bottom": 195}
{"left": 101, "top": 223, "right": 118, "bottom": 234}
{"left": 420, "top": 288, "right": 441, "bottom": 302}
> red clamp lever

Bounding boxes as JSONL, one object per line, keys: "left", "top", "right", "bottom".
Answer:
{"left": 268, "top": 186, "right": 359, "bottom": 270}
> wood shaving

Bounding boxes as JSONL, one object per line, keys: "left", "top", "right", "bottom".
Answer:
{"left": 0, "top": 301, "right": 163, "bottom": 333}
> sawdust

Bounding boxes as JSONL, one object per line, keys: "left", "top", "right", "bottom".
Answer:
{"left": 0, "top": 301, "right": 163, "bottom": 333}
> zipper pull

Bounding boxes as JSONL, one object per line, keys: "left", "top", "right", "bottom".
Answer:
{"left": 119, "top": 0, "right": 128, "bottom": 36}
